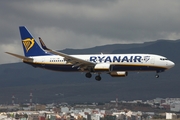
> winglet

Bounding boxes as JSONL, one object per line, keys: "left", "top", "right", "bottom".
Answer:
{"left": 39, "top": 37, "right": 50, "bottom": 50}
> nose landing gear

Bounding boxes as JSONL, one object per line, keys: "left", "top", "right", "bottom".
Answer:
{"left": 155, "top": 74, "right": 159, "bottom": 78}
{"left": 155, "top": 71, "right": 161, "bottom": 78}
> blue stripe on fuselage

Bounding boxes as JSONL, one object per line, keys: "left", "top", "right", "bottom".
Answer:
{"left": 24, "top": 62, "right": 79, "bottom": 71}
{"left": 111, "top": 65, "right": 166, "bottom": 71}
{"left": 24, "top": 62, "right": 166, "bottom": 72}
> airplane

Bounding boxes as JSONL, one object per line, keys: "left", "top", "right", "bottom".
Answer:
{"left": 6, "top": 26, "right": 175, "bottom": 81}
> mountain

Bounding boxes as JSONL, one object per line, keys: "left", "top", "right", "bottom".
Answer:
{"left": 0, "top": 40, "right": 179, "bottom": 104}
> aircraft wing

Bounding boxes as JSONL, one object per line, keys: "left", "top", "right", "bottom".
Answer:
{"left": 5, "top": 52, "right": 33, "bottom": 62}
{"left": 39, "top": 37, "right": 95, "bottom": 69}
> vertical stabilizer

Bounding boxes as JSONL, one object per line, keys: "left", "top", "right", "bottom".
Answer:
{"left": 19, "top": 26, "right": 49, "bottom": 57}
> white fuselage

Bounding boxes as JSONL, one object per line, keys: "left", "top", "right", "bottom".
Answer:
{"left": 27, "top": 54, "right": 174, "bottom": 72}
{"left": 6, "top": 26, "right": 175, "bottom": 80}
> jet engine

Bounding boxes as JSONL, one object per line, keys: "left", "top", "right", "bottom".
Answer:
{"left": 110, "top": 71, "right": 128, "bottom": 77}
{"left": 94, "top": 63, "right": 110, "bottom": 71}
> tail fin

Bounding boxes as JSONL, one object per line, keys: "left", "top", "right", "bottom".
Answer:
{"left": 19, "top": 26, "right": 49, "bottom": 57}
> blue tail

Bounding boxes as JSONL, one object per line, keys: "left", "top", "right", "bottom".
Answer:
{"left": 19, "top": 26, "right": 49, "bottom": 57}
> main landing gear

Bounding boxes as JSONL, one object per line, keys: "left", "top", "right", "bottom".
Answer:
{"left": 85, "top": 72, "right": 92, "bottom": 78}
{"left": 85, "top": 72, "right": 102, "bottom": 81}
{"left": 155, "top": 71, "right": 160, "bottom": 78}
{"left": 95, "top": 75, "right": 101, "bottom": 81}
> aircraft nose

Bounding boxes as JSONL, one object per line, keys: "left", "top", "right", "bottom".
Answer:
{"left": 167, "top": 61, "right": 175, "bottom": 69}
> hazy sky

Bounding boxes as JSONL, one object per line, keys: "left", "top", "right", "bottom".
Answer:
{"left": 1, "top": 0, "right": 180, "bottom": 64}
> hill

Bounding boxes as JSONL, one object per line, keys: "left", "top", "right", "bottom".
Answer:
{"left": 0, "top": 40, "right": 179, "bottom": 104}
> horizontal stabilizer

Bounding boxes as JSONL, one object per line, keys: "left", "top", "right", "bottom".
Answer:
{"left": 5, "top": 52, "right": 33, "bottom": 62}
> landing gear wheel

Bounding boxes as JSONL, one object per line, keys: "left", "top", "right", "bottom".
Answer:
{"left": 155, "top": 74, "right": 159, "bottom": 78}
{"left": 95, "top": 75, "right": 101, "bottom": 81}
{"left": 85, "top": 73, "right": 92, "bottom": 78}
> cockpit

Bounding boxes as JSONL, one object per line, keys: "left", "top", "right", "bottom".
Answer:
{"left": 160, "top": 58, "right": 168, "bottom": 61}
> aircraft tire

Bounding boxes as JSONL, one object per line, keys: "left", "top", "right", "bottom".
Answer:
{"left": 155, "top": 74, "right": 159, "bottom": 78}
{"left": 85, "top": 72, "right": 92, "bottom": 78}
{"left": 95, "top": 75, "right": 101, "bottom": 81}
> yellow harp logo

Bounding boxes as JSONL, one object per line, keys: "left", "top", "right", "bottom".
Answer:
{"left": 22, "top": 38, "right": 35, "bottom": 52}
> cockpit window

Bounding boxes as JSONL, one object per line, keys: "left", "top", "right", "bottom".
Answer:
{"left": 160, "top": 58, "right": 168, "bottom": 60}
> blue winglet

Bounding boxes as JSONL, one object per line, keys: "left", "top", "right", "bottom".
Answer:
{"left": 39, "top": 37, "right": 50, "bottom": 50}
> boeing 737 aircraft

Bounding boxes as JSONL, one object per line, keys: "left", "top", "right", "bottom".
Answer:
{"left": 6, "top": 26, "right": 175, "bottom": 81}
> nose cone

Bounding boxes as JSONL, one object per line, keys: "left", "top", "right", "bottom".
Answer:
{"left": 167, "top": 61, "right": 175, "bottom": 69}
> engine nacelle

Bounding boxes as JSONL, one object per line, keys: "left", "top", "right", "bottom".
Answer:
{"left": 94, "top": 63, "right": 110, "bottom": 71}
{"left": 110, "top": 71, "right": 128, "bottom": 77}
